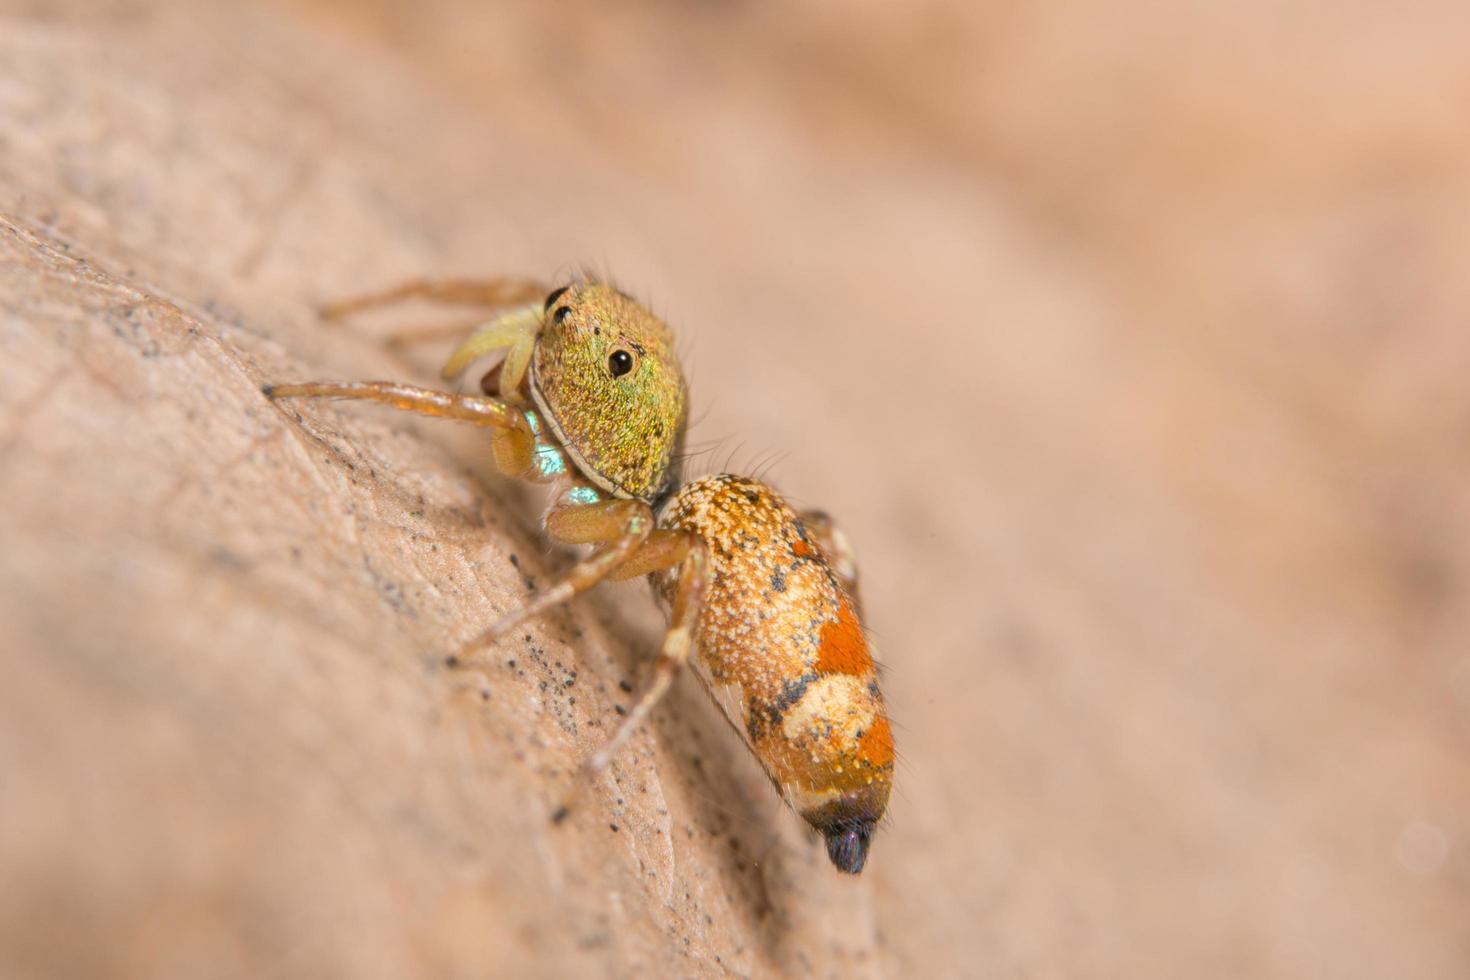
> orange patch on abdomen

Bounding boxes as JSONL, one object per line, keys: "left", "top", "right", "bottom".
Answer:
{"left": 855, "top": 713, "right": 894, "bottom": 771}
{"left": 815, "top": 596, "right": 872, "bottom": 676}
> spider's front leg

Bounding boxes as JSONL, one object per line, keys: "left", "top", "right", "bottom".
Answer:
{"left": 317, "top": 276, "right": 552, "bottom": 404}
{"left": 264, "top": 286, "right": 550, "bottom": 469}
{"left": 262, "top": 380, "right": 537, "bottom": 478}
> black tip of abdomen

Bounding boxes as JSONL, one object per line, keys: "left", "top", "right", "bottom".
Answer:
{"left": 823, "top": 820, "right": 875, "bottom": 874}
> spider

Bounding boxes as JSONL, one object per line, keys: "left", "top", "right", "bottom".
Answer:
{"left": 263, "top": 278, "right": 893, "bottom": 872}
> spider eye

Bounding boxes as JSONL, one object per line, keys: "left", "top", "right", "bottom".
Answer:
{"left": 553, "top": 305, "right": 573, "bottom": 325}
{"left": 608, "top": 349, "right": 635, "bottom": 378}
{"left": 543, "top": 285, "right": 570, "bottom": 311}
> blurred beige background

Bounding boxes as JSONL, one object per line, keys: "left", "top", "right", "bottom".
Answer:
{"left": 1, "top": 1, "right": 1466, "bottom": 977}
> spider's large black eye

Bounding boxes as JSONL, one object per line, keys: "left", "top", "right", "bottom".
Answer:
{"left": 553, "top": 305, "right": 573, "bottom": 325}
{"left": 543, "top": 285, "right": 570, "bottom": 311}
{"left": 608, "top": 349, "right": 635, "bottom": 378}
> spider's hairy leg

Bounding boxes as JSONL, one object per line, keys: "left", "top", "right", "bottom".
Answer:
{"left": 798, "top": 508, "right": 863, "bottom": 612}
{"left": 440, "top": 304, "right": 542, "bottom": 403}
{"left": 318, "top": 276, "right": 549, "bottom": 321}
{"left": 553, "top": 531, "right": 708, "bottom": 822}
{"left": 261, "top": 380, "right": 535, "bottom": 478}
{"left": 452, "top": 499, "right": 655, "bottom": 664}
{"left": 379, "top": 317, "right": 486, "bottom": 350}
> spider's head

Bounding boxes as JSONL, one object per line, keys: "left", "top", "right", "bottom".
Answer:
{"left": 530, "top": 283, "right": 687, "bottom": 504}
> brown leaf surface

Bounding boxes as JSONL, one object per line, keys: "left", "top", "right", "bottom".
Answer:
{"left": 1, "top": 2, "right": 1467, "bottom": 977}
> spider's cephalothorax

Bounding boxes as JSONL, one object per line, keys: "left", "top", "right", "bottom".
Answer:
{"left": 528, "top": 283, "right": 686, "bottom": 505}
{"left": 264, "top": 276, "right": 890, "bottom": 873}
{"left": 422, "top": 279, "right": 688, "bottom": 509}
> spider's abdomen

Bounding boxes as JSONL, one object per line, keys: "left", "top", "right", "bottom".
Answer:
{"left": 656, "top": 475, "right": 893, "bottom": 873}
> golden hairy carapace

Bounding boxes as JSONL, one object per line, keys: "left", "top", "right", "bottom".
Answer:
{"left": 264, "top": 277, "right": 892, "bottom": 873}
